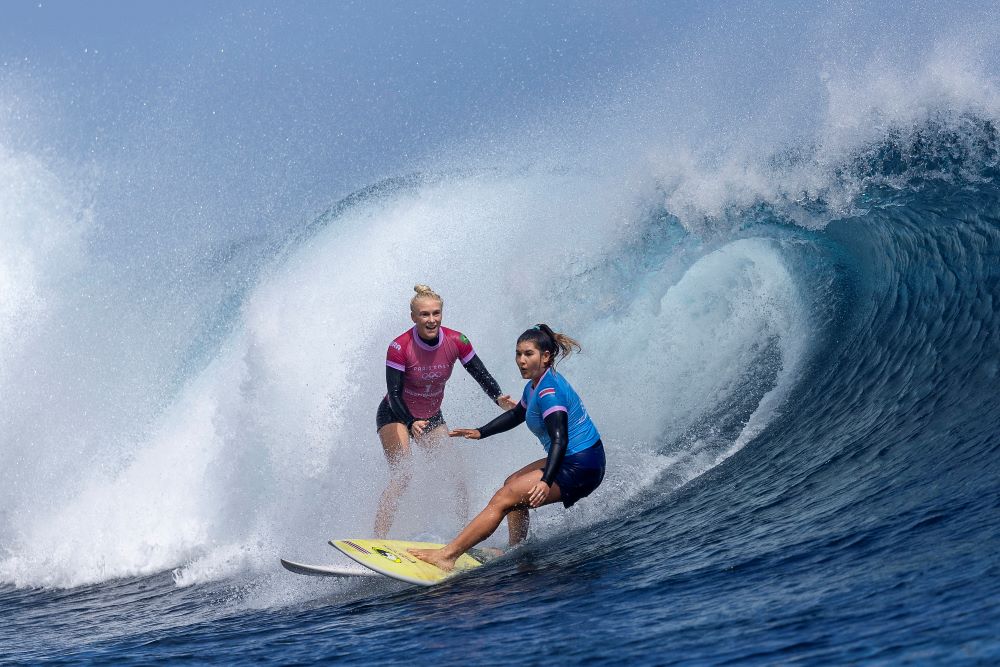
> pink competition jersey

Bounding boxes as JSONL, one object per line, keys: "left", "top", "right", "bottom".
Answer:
{"left": 385, "top": 326, "right": 477, "bottom": 418}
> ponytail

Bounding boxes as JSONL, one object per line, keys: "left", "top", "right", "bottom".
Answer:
{"left": 517, "top": 324, "right": 581, "bottom": 368}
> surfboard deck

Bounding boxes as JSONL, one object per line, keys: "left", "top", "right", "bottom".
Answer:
{"left": 280, "top": 558, "right": 379, "bottom": 578}
{"left": 330, "top": 538, "right": 492, "bottom": 586}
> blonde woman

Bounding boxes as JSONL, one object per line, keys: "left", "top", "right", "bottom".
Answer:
{"left": 411, "top": 324, "right": 605, "bottom": 571}
{"left": 375, "top": 285, "right": 512, "bottom": 538}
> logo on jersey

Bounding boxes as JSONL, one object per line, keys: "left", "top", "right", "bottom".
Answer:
{"left": 390, "top": 341, "right": 402, "bottom": 351}
{"left": 414, "top": 363, "right": 450, "bottom": 372}
{"left": 538, "top": 387, "right": 556, "bottom": 399}
{"left": 460, "top": 334, "right": 470, "bottom": 345}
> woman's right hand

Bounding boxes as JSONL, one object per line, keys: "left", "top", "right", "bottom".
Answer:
{"left": 496, "top": 394, "right": 517, "bottom": 411}
{"left": 448, "top": 428, "right": 481, "bottom": 440}
{"left": 410, "top": 420, "right": 430, "bottom": 437}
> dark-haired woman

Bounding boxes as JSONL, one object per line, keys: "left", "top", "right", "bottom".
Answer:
{"left": 410, "top": 324, "right": 605, "bottom": 571}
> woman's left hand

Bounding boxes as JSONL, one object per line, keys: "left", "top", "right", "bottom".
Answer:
{"left": 449, "top": 428, "right": 481, "bottom": 440}
{"left": 528, "top": 481, "right": 551, "bottom": 508}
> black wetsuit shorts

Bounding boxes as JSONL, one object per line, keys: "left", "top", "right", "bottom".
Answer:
{"left": 375, "top": 397, "right": 445, "bottom": 434}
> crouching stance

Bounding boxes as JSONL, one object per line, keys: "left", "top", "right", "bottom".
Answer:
{"left": 410, "top": 324, "right": 605, "bottom": 571}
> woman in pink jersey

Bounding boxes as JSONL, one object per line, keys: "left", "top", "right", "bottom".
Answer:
{"left": 374, "top": 285, "right": 513, "bottom": 538}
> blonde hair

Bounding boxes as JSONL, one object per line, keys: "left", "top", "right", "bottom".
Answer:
{"left": 410, "top": 284, "right": 443, "bottom": 312}
{"left": 517, "top": 323, "right": 581, "bottom": 367}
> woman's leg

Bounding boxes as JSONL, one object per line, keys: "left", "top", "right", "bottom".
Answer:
{"left": 502, "top": 459, "right": 546, "bottom": 545}
{"left": 414, "top": 422, "right": 470, "bottom": 526}
{"left": 374, "top": 422, "right": 412, "bottom": 538}
{"left": 410, "top": 457, "right": 561, "bottom": 571}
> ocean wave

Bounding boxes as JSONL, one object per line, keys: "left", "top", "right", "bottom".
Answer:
{"left": 2, "top": 35, "right": 999, "bottom": 593}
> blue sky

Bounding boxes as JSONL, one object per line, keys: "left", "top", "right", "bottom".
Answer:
{"left": 1, "top": 2, "right": 717, "bottom": 242}
{"left": 2, "top": 1, "right": 997, "bottom": 242}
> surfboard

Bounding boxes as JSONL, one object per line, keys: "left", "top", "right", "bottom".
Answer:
{"left": 280, "top": 558, "right": 379, "bottom": 578}
{"left": 329, "top": 538, "right": 492, "bottom": 586}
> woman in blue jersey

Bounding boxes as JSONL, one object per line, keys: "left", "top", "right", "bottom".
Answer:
{"left": 410, "top": 324, "right": 605, "bottom": 571}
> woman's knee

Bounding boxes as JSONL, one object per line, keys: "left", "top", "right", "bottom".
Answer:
{"left": 504, "top": 468, "right": 530, "bottom": 486}
{"left": 489, "top": 483, "right": 525, "bottom": 512}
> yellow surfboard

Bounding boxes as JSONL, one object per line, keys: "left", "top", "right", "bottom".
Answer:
{"left": 329, "top": 538, "right": 490, "bottom": 586}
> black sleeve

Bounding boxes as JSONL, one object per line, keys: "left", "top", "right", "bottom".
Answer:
{"left": 386, "top": 366, "right": 416, "bottom": 428}
{"left": 462, "top": 354, "right": 502, "bottom": 402}
{"left": 477, "top": 402, "right": 526, "bottom": 439}
{"left": 540, "top": 410, "right": 569, "bottom": 486}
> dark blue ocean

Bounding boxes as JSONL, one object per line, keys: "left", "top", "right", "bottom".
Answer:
{"left": 2, "top": 3, "right": 999, "bottom": 665}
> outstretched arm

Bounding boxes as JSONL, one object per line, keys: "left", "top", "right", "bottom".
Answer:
{"left": 451, "top": 402, "right": 526, "bottom": 440}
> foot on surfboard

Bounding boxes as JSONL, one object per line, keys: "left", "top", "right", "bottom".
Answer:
{"left": 330, "top": 538, "right": 497, "bottom": 586}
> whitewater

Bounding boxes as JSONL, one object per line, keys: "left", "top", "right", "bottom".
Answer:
{"left": 2, "top": 3, "right": 999, "bottom": 664}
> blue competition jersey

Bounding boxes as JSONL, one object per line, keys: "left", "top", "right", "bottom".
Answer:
{"left": 520, "top": 369, "right": 601, "bottom": 455}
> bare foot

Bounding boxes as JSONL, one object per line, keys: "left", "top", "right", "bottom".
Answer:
{"left": 408, "top": 547, "right": 458, "bottom": 571}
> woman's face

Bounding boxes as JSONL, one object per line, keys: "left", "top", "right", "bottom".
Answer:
{"left": 410, "top": 298, "right": 443, "bottom": 340}
{"left": 516, "top": 341, "right": 551, "bottom": 382}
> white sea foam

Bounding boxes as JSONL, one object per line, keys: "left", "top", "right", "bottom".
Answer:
{"left": 643, "top": 44, "right": 1000, "bottom": 230}
{"left": 0, "top": 146, "right": 89, "bottom": 379}
{"left": 0, "top": 144, "right": 92, "bottom": 548}
{"left": 0, "top": 162, "right": 813, "bottom": 588}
